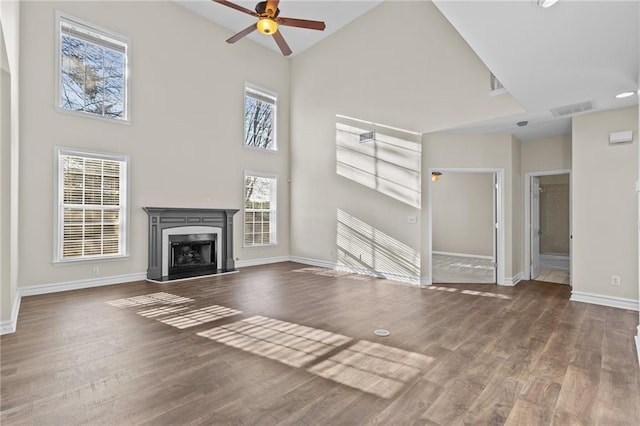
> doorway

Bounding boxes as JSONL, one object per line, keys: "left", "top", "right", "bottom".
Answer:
{"left": 525, "top": 171, "right": 571, "bottom": 284}
{"left": 428, "top": 169, "right": 504, "bottom": 284}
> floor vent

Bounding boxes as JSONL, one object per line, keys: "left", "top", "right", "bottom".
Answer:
{"left": 550, "top": 100, "right": 594, "bottom": 117}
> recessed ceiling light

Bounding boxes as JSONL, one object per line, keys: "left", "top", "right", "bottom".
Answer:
{"left": 538, "top": 0, "right": 559, "bottom": 8}
{"left": 616, "top": 91, "right": 636, "bottom": 99}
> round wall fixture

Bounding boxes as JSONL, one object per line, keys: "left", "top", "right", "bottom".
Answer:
{"left": 374, "top": 329, "right": 390, "bottom": 337}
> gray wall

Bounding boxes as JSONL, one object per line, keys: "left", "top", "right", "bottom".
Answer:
{"left": 290, "top": 1, "right": 523, "bottom": 283}
{"left": 0, "top": 0, "right": 20, "bottom": 327}
{"left": 17, "top": 1, "right": 291, "bottom": 288}
{"left": 432, "top": 172, "right": 494, "bottom": 257}
{"left": 422, "top": 133, "right": 521, "bottom": 282}
{"left": 539, "top": 174, "right": 570, "bottom": 255}
{"left": 573, "top": 106, "right": 638, "bottom": 301}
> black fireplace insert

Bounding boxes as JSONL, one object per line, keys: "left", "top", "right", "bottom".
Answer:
{"left": 169, "top": 233, "right": 217, "bottom": 279}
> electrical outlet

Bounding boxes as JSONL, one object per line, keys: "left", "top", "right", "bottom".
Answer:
{"left": 611, "top": 275, "right": 621, "bottom": 286}
{"left": 92, "top": 267, "right": 100, "bottom": 276}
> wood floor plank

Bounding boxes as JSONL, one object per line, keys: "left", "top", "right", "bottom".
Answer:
{"left": 552, "top": 365, "right": 601, "bottom": 424}
{"left": 1, "top": 262, "right": 638, "bottom": 425}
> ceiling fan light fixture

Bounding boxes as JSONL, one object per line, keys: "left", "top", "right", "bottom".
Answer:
{"left": 257, "top": 18, "right": 278, "bottom": 35}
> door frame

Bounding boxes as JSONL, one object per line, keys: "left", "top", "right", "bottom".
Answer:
{"left": 523, "top": 169, "right": 572, "bottom": 283}
{"left": 427, "top": 168, "right": 506, "bottom": 286}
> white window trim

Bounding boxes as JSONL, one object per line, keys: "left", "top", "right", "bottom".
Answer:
{"left": 243, "top": 82, "right": 278, "bottom": 152}
{"left": 53, "top": 146, "right": 130, "bottom": 264}
{"left": 55, "top": 11, "right": 131, "bottom": 123}
{"left": 243, "top": 170, "right": 278, "bottom": 247}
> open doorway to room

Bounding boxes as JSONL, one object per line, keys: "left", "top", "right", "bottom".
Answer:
{"left": 525, "top": 171, "right": 571, "bottom": 285}
{"left": 429, "top": 170, "right": 501, "bottom": 284}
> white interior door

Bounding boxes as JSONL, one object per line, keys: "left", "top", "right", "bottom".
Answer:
{"left": 531, "top": 177, "right": 541, "bottom": 279}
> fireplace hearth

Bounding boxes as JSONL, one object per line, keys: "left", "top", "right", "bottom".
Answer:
{"left": 143, "top": 207, "right": 238, "bottom": 282}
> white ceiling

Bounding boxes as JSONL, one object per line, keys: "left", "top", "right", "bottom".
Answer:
{"left": 433, "top": 0, "right": 639, "bottom": 140}
{"left": 175, "top": 0, "right": 383, "bottom": 57}
{"left": 177, "top": 0, "right": 639, "bottom": 140}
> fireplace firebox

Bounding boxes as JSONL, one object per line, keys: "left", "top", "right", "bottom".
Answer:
{"left": 143, "top": 207, "right": 238, "bottom": 282}
{"left": 169, "top": 233, "right": 217, "bottom": 278}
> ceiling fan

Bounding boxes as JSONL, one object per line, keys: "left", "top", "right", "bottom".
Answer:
{"left": 213, "top": 0, "right": 326, "bottom": 56}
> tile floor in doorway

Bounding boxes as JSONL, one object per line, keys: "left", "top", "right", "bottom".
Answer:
{"left": 534, "top": 268, "right": 570, "bottom": 285}
{"left": 432, "top": 253, "right": 495, "bottom": 284}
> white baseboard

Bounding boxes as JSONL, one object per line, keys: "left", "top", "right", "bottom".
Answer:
{"left": 0, "top": 291, "right": 21, "bottom": 335}
{"left": 502, "top": 272, "right": 523, "bottom": 287}
{"left": 290, "top": 256, "right": 421, "bottom": 286}
{"left": 570, "top": 291, "right": 639, "bottom": 311}
{"left": 19, "top": 272, "right": 147, "bottom": 297}
{"left": 432, "top": 251, "right": 493, "bottom": 260}
{"left": 1, "top": 272, "right": 147, "bottom": 335}
{"left": 289, "top": 256, "right": 335, "bottom": 270}
{"left": 236, "top": 256, "right": 291, "bottom": 268}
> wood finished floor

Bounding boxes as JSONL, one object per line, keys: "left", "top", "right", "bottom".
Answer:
{"left": 1, "top": 262, "right": 639, "bottom": 425}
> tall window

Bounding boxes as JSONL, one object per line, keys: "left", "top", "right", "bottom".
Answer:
{"left": 57, "top": 13, "right": 129, "bottom": 120}
{"left": 244, "top": 83, "right": 277, "bottom": 150}
{"left": 54, "top": 148, "right": 129, "bottom": 262}
{"left": 244, "top": 173, "right": 277, "bottom": 246}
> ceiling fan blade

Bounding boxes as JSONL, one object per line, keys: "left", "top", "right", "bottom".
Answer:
{"left": 213, "top": 0, "right": 257, "bottom": 16}
{"left": 272, "top": 31, "right": 292, "bottom": 56}
{"left": 277, "top": 17, "right": 326, "bottom": 31}
{"left": 265, "top": 0, "right": 280, "bottom": 16}
{"left": 226, "top": 23, "right": 257, "bottom": 44}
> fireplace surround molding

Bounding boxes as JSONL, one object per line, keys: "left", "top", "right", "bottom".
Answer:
{"left": 143, "top": 207, "right": 239, "bottom": 281}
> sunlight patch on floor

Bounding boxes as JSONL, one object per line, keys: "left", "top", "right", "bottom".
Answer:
{"left": 427, "top": 286, "right": 511, "bottom": 300}
{"left": 197, "top": 316, "right": 352, "bottom": 368}
{"left": 106, "top": 292, "right": 194, "bottom": 308}
{"left": 138, "top": 305, "right": 242, "bottom": 329}
{"left": 291, "top": 266, "right": 370, "bottom": 281}
{"left": 308, "top": 340, "right": 433, "bottom": 399}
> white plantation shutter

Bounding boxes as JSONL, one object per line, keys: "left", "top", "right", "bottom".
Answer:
{"left": 55, "top": 148, "right": 128, "bottom": 262}
{"left": 244, "top": 172, "right": 277, "bottom": 246}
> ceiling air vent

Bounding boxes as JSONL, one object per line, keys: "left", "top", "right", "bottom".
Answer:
{"left": 359, "top": 130, "right": 375, "bottom": 143}
{"left": 489, "top": 73, "right": 508, "bottom": 96}
{"left": 550, "top": 101, "right": 594, "bottom": 118}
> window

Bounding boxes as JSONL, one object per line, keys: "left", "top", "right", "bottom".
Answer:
{"left": 56, "top": 13, "right": 129, "bottom": 120}
{"left": 244, "top": 172, "right": 277, "bottom": 246}
{"left": 54, "top": 148, "right": 129, "bottom": 262}
{"left": 244, "top": 83, "right": 277, "bottom": 150}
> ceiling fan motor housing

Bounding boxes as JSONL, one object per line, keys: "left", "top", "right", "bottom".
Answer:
{"left": 255, "top": 1, "right": 280, "bottom": 18}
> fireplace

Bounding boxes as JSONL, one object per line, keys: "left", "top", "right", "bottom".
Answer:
{"left": 144, "top": 208, "right": 238, "bottom": 282}
{"left": 169, "top": 233, "right": 216, "bottom": 278}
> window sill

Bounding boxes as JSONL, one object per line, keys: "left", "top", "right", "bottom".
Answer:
{"left": 53, "top": 254, "right": 130, "bottom": 265}
{"left": 243, "top": 144, "right": 278, "bottom": 154}
{"left": 243, "top": 243, "right": 278, "bottom": 249}
{"left": 54, "top": 106, "right": 130, "bottom": 125}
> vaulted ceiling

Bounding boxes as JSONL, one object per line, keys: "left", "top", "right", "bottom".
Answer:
{"left": 178, "top": 0, "right": 639, "bottom": 140}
